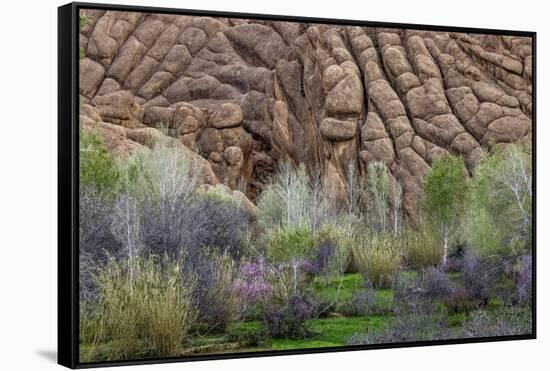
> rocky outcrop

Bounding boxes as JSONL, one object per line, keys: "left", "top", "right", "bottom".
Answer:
{"left": 79, "top": 10, "right": 533, "bottom": 218}
{"left": 79, "top": 103, "right": 219, "bottom": 186}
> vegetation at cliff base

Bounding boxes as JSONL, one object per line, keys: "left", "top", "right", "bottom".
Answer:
{"left": 79, "top": 132, "right": 533, "bottom": 362}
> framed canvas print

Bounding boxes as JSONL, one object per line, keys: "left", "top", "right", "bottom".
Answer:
{"left": 58, "top": 2, "right": 536, "bottom": 368}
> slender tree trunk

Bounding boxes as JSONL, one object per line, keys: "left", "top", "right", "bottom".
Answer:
{"left": 292, "top": 260, "right": 298, "bottom": 294}
{"left": 441, "top": 228, "right": 449, "bottom": 270}
{"left": 393, "top": 207, "right": 398, "bottom": 238}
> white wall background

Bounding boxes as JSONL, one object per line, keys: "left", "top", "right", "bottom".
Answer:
{"left": 0, "top": 0, "right": 545, "bottom": 369}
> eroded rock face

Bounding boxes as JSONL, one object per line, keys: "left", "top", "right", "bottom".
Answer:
{"left": 79, "top": 10, "right": 533, "bottom": 218}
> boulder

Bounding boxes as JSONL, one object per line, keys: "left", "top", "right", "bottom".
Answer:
{"left": 91, "top": 90, "right": 143, "bottom": 128}
{"left": 325, "top": 74, "right": 364, "bottom": 116}
{"left": 320, "top": 118, "right": 357, "bottom": 141}
{"left": 209, "top": 103, "right": 243, "bottom": 129}
{"left": 80, "top": 58, "right": 105, "bottom": 98}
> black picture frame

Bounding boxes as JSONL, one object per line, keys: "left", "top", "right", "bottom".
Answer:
{"left": 58, "top": 2, "right": 536, "bottom": 368}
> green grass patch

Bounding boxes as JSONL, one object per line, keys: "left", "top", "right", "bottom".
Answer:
{"left": 313, "top": 273, "right": 394, "bottom": 314}
{"left": 226, "top": 315, "right": 392, "bottom": 351}
{"left": 313, "top": 273, "right": 363, "bottom": 303}
{"left": 270, "top": 316, "right": 391, "bottom": 350}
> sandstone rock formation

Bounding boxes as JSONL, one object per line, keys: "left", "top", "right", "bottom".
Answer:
{"left": 79, "top": 10, "right": 533, "bottom": 219}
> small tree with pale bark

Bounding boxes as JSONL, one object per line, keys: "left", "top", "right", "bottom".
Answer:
{"left": 421, "top": 155, "right": 469, "bottom": 268}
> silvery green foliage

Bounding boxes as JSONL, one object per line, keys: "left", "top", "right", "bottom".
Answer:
{"left": 486, "top": 145, "right": 532, "bottom": 235}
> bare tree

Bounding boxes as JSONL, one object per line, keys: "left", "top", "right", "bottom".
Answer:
{"left": 389, "top": 175, "right": 403, "bottom": 237}
{"left": 310, "top": 166, "right": 323, "bottom": 233}
{"left": 111, "top": 183, "right": 142, "bottom": 290}
{"left": 366, "top": 162, "right": 390, "bottom": 232}
{"left": 128, "top": 141, "right": 199, "bottom": 257}
{"left": 258, "top": 161, "right": 312, "bottom": 230}
{"left": 346, "top": 161, "right": 362, "bottom": 216}
{"left": 491, "top": 145, "right": 532, "bottom": 230}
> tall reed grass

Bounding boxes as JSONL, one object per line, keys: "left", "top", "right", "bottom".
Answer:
{"left": 80, "top": 256, "right": 195, "bottom": 361}
{"left": 350, "top": 233, "right": 402, "bottom": 288}
{"left": 401, "top": 226, "right": 443, "bottom": 269}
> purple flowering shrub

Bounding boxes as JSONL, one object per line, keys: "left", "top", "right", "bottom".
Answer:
{"left": 235, "top": 260, "right": 272, "bottom": 317}
{"left": 299, "top": 259, "right": 317, "bottom": 275}
{"left": 235, "top": 257, "right": 321, "bottom": 338}
{"left": 262, "top": 293, "right": 319, "bottom": 339}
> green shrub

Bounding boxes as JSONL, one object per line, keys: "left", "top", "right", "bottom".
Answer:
{"left": 79, "top": 14, "right": 88, "bottom": 28}
{"left": 79, "top": 129, "right": 119, "bottom": 193}
{"left": 266, "top": 226, "right": 315, "bottom": 262}
{"left": 196, "top": 185, "right": 237, "bottom": 205}
{"left": 464, "top": 208, "right": 504, "bottom": 257}
{"left": 314, "top": 219, "right": 361, "bottom": 248}
{"left": 465, "top": 144, "right": 532, "bottom": 257}
{"left": 350, "top": 234, "right": 402, "bottom": 288}
{"left": 315, "top": 220, "right": 372, "bottom": 272}
{"left": 80, "top": 256, "right": 195, "bottom": 361}
{"left": 401, "top": 226, "right": 442, "bottom": 269}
